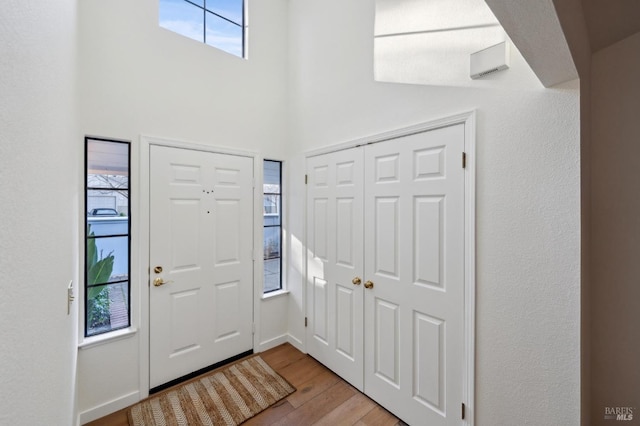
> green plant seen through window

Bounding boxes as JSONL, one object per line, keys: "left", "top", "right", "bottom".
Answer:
{"left": 86, "top": 224, "right": 114, "bottom": 329}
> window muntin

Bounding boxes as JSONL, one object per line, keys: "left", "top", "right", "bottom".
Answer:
{"left": 85, "top": 138, "right": 131, "bottom": 337}
{"left": 159, "top": 0, "right": 246, "bottom": 58}
{"left": 263, "top": 160, "right": 282, "bottom": 293}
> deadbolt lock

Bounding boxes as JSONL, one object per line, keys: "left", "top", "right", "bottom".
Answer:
{"left": 154, "top": 266, "right": 163, "bottom": 274}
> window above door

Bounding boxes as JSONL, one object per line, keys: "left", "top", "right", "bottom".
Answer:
{"left": 159, "top": 0, "right": 246, "bottom": 58}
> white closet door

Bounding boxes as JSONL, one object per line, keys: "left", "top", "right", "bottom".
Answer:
{"left": 306, "top": 147, "right": 365, "bottom": 390}
{"left": 363, "top": 124, "right": 465, "bottom": 426}
{"left": 149, "top": 146, "right": 254, "bottom": 389}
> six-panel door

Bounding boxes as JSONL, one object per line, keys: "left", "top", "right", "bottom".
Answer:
{"left": 363, "top": 124, "right": 465, "bottom": 425}
{"left": 149, "top": 145, "right": 254, "bottom": 389}
{"left": 306, "top": 147, "right": 365, "bottom": 390}
{"left": 307, "top": 123, "right": 465, "bottom": 425}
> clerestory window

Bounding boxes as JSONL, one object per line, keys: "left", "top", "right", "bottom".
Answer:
{"left": 159, "top": 0, "right": 246, "bottom": 58}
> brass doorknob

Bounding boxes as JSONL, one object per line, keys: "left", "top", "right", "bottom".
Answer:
{"left": 364, "top": 280, "right": 374, "bottom": 289}
{"left": 153, "top": 277, "right": 172, "bottom": 287}
{"left": 352, "top": 277, "right": 362, "bottom": 285}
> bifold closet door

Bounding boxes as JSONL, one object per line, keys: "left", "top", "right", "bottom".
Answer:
{"left": 363, "top": 124, "right": 465, "bottom": 426}
{"left": 306, "top": 147, "right": 365, "bottom": 391}
{"left": 306, "top": 123, "right": 466, "bottom": 426}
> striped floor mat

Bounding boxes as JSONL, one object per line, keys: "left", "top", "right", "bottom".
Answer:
{"left": 128, "top": 356, "right": 295, "bottom": 426}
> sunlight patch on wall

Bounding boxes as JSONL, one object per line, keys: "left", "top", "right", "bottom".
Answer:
{"left": 374, "top": 0, "right": 539, "bottom": 88}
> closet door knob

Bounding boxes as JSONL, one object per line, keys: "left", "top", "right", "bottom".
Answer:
{"left": 352, "top": 277, "right": 362, "bottom": 285}
{"left": 364, "top": 280, "right": 374, "bottom": 289}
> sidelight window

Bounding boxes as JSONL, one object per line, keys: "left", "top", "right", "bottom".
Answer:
{"left": 84, "top": 138, "right": 131, "bottom": 337}
{"left": 263, "top": 160, "right": 282, "bottom": 293}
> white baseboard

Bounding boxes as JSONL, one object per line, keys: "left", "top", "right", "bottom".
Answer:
{"left": 257, "top": 333, "right": 305, "bottom": 354}
{"left": 78, "top": 390, "right": 140, "bottom": 425}
{"left": 287, "top": 333, "right": 305, "bottom": 353}
{"left": 257, "top": 334, "right": 289, "bottom": 353}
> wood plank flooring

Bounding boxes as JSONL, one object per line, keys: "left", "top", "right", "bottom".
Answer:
{"left": 87, "top": 343, "right": 402, "bottom": 426}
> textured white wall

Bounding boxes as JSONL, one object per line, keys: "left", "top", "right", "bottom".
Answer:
{"left": 77, "top": 0, "right": 290, "bottom": 420}
{"left": 285, "top": 0, "right": 581, "bottom": 424}
{"left": 547, "top": 2, "right": 592, "bottom": 423}
{"left": 0, "top": 0, "right": 79, "bottom": 425}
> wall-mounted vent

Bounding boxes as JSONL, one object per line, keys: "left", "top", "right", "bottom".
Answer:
{"left": 470, "top": 41, "right": 510, "bottom": 79}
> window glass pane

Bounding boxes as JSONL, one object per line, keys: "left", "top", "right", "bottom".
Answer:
{"left": 264, "top": 226, "right": 281, "bottom": 260}
{"left": 87, "top": 282, "right": 130, "bottom": 336}
{"left": 263, "top": 259, "right": 281, "bottom": 293}
{"left": 87, "top": 174, "right": 129, "bottom": 191}
{"left": 264, "top": 160, "right": 281, "bottom": 190}
{"left": 205, "top": 11, "right": 243, "bottom": 57}
{"left": 87, "top": 189, "right": 128, "bottom": 216}
{"left": 87, "top": 236, "right": 129, "bottom": 285}
{"left": 206, "top": 0, "right": 243, "bottom": 25}
{"left": 87, "top": 217, "right": 128, "bottom": 237}
{"left": 87, "top": 140, "right": 129, "bottom": 188}
{"left": 160, "top": 0, "right": 205, "bottom": 43}
{"left": 263, "top": 195, "right": 281, "bottom": 225}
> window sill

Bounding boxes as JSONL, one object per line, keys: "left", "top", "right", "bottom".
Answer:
{"left": 261, "top": 289, "right": 289, "bottom": 300}
{"left": 78, "top": 327, "right": 138, "bottom": 350}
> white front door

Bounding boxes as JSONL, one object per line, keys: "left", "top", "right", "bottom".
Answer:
{"left": 306, "top": 148, "right": 365, "bottom": 390}
{"left": 149, "top": 145, "right": 254, "bottom": 389}
{"left": 363, "top": 124, "right": 465, "bottom": 425}
{"left": 306, "top": 123, "right": 466, "bottom": 425}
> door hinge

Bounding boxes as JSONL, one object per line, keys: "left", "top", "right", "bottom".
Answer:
{"left": 305, "top": 174, "right": 308, "bottom": 185}
{"left": 462, "top": 402, "right": 466, "bottom": 420}
{"left": 462, "top": 152, "right": 467, "bottom": 169}
{"left": 305, "top": 317, "right": 308, "bottom": 327}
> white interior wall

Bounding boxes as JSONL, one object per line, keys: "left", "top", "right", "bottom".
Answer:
{"left": 374, "top": 0, "right": 542, "bottom": 89}
{"left": 77, "top": 0, "right": 290, "bottom": 422}
{"left": 0, "top": 1, "right": 79, "bottom": 425}
{"left": 285, "top": 0, "right": 581, "bottom": 424}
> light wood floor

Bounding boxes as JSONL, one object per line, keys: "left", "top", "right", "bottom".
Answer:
{"left": 87, "top": 343, "right": 403, "bottom": 426}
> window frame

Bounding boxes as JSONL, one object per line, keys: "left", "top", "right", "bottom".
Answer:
{"left": 263, "top": 160, "right": 282, "bottom": 294}
{"left": 84, "top": 137, "right": 132, "bottom": 338}
{"left": 159, "top": 0, "right": 247, "bottom": 58}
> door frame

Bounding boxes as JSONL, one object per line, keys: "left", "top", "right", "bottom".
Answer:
{"left": 304, "top": 111, "right": 476, "bottom": 425}
{"left": 138, "top": 135, "right": 263, "bottom": 399}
